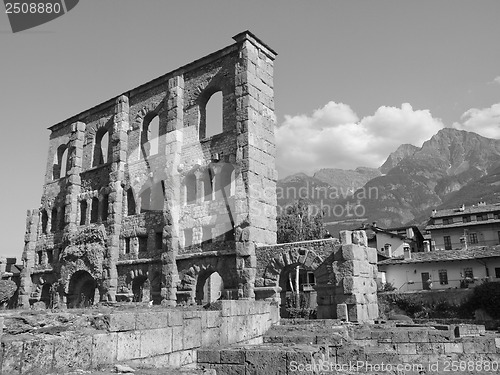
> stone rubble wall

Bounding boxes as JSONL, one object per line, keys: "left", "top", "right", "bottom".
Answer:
{"left": 0, "top": 300, "right": 278, "bottom": 374}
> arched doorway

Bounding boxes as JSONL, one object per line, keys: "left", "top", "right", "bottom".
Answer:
{"left": 195, "top": 271, "right": 224, "bottom": 305}
{"left": 67, "top": 271, "right": 96, "bottom": 308}
{"left": 132, "top": 275, "right": 149, "bottom": 302}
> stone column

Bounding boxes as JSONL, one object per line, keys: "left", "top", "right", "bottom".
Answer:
{"left": 233, "top": 31, "right": 278, "bottom": 299}
{"left": 18, "top": 210, "right": 39, "bottom": 308}
{"left": 64, "top": 121, "right": 85, "bottom": 232}
{"left": 160, "top": 75, "right": 184, "bottom": 306}
{"left": 105, "top": 95, "right": 129, "bottom": 301}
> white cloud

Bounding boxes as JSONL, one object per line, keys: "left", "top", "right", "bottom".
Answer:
{"left": 453, "top": 103, "right": 500, "bottom": 139}
{"left": 489, "top": 76, "right": 500, "bottom": 85}
{"left": 276, "top": 102, "right": 444, "bottom": 177}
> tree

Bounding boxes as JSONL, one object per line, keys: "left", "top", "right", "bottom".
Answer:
{"left": 277, "top": 199, "right": 326, "bottom": 244}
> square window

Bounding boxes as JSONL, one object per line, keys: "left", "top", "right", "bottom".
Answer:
{"left": 438, "top": 269, "right": 448, "bottom": 285}
{"left": 468, "top": 233, "right": 478, "bottom": 244}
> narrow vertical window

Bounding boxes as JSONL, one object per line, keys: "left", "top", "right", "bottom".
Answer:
{"left": 125, "top": 238, "right": 131, "bottom": 254}
{"left": 185, "top": 174, "right": 197, "bottom": 204}
{"left": 51, "top": 207, "right": 58, "bottom": 233}
{"left": 90, "top": 197, "right": 99, "bottom": 223}
{"left": 140, "top": 188, "right": 151, "bottom": 213}
{"left": 41, "top": 210, "right": 48, "bottom": 234}
{"left": 127, "top": 188, "right": 136, "bottom": 216}
{"left": 93, "top": 127, "right": 110, "bottom": 167}
{"left": 200, "top": 91, "right": 223, "bottom": 139}
{"left": 59, "top": 205, "right": 65, "bottom": 230}
{"left": 80, "top": 201, "right": 87, "bottom": 225}
{"left": 140, "top": 114, "right": 159, "bottom": 159}
{"left": 102, "top": 194, "right": 109, "bottom": 222}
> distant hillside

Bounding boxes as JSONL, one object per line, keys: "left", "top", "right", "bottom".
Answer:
{"left": 277, "top": 128, "right": 500, "bottom": 235}
{"left": 313, "top": 167, "right": 381, "bottom": 190}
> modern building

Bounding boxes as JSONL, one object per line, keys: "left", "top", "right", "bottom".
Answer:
{"left": 359, "top": 223, "right": 424, "bottom": 258}
{"left": 378, "top": 246, "right": 500, "bottom": 291}
{"left": 425, "top": 202, "right": 500, "bottom": 251}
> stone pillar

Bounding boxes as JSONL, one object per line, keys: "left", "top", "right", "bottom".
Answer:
{"left": 160, "top": 75, "right": 184, "bottom": 306}
{"left": 105, "top": 95, "right": 129, "bottom": 301}
{"left": 64, "top": 121, "right": 85, "bottom": 232}
{"left": 18, "top": 209, "right": 39, "bottom": 308}
{"left": 314, "top": 230, "right": 379, "bottom": 322}
{"left": 233, "top": 31, "right": 278, "bottom": 299}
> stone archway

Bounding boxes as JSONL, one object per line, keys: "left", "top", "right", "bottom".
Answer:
{"left": 260, "top": 247, "right": 324, "bottom": 317}
{"left": 195, "top": 270, "right": 224, "bottom": 305}
{"left": 67, "top": 270, "right": 97, "bottom": 308}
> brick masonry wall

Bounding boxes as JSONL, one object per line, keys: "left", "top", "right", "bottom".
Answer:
{"left": 0, "top": 300, "right": 278, "bottom": 374}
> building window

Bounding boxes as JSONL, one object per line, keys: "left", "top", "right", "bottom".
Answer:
{"left": 185, "top": 174, "right": 197, "bottom": 205}
{"left": 438, "top": 269, "right": 448, "bottom": 285}
{"left": 37, "top": 251, "right": 43, "bottom": 265}
{"left": 47, "top": 249, "right": 53, "bottom": 264}
{"left": 102, "top": 194, "right": 109, "bottom": 222}
{"left": 495, "top": 268, "right": 500, "bottom": 279}
{"left": 444, "top": 236, "right": 452, "bottom": 250}
{"left": 199, "top": 90, "right": 223, "bottom": 139}
{"left": 140, "top": 188, "right": 151, "bottom": 213}
{"left": 464, "top": 267, "right": 474, "bottom": 279}
{"left": 93, "top": 127, "right": 110, "bottom": 167}
{"left": 80, "top": 201, "right": 87, "bottom": 225}
{"left": 468, "top": 233, "right": 478, "bottom": 244}
{"left": 59, "top": 205, "right": 65, "bottom": 231}
{"left": 443, "top": 218, "right": 451, "bottom": 225}
{"left": 127, "top": 188, "right": 136, "bottom": 216}
{"left": 140, "top": 114, "right": 160, "bottom": 158}
{"left": 155, "top": 232, "right": 163, "bottom": 250}
{"left": 41, "top": 210, "right": 48, "bottom": 234}
{"left": 125, "top": 238, "right": 131, "bottom": 254}
{"left": 138, "top": 236, "right": 148, "bottom": 253}
{"left": 463, "top": 215, "right": 471, "bottom": 223}
{"left": 494, "top": 212, "right": 500, "bottom": 220}
{"left": 476, "top": 214, "right": 486, "bottom": 221}
{"left": 51, "top": 207, "right": 58, "bottom": 233}
{"left": 184, "top": 228, "right": 193, "bottom": 247}
{"left": 90, "top": 197, "right": 99, "bottom": 223}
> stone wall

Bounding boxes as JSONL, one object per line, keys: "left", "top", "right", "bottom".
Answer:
{"left": 0, "top": 300, "right": 278, "bottom": 374}
{"left": 198, "top": 322, "right": 500, "bottom": 374}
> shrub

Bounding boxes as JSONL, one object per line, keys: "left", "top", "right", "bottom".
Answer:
{"left": 0, "top": 280, "right": 17, "bottom": 305}
{"left": 462, "top": 281, "right": 500, "bottom": 319}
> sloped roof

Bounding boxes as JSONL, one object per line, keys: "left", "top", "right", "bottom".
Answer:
{"left": 378, "top": 246, "right": 500, "bottom": 265}
{"left": 431, "top": 203, "right": 500, "bottom": 219}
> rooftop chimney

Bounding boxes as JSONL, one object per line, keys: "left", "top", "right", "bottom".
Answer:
{"left": 431, "top": 209, "right": 437, "bottom": 217}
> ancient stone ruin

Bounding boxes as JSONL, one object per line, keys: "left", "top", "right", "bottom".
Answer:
{"left": 19, "top": 31, "right": 378, "bottom": 324}
{"left": 20, "top": 31, "right": 278, "bottom": 309}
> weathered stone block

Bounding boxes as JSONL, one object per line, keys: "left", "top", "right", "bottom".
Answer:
{"left": 53, "top": 334, "right": 92, "bottom": 371}
{"left": 92, "top": 332, "right": 117, "bottom": 365}
{"left": 337, "top": 303, "right": 348, "bottom": 321}
{"left": 444, "top": 342, "right": 464, "bottom": 353}
{"left": 107, "top": 312, "right": 136, "bottom": 332}
{"left": 116, "top": 331, "right": 141, "bottom": 361}
{"left": 197, "top": 349, "right": 220, "bottom": 364}
{"left": 397, "top": 343, "right": 417, "bottom": 355}
{"left": 169, "top": 310, "right": 184, "bottom": 326}
{"left": 22, "top": 338, "right": 56, "bottom": 374}
{"left": 172, "top": 325, "right": 183, "bottom": 351}
{"left": 220, "top": 348, "right": 245, "bottom": 364}
{"left": 140, "top": 327, "right": 172, "bottom": 357}
{"left": 245, "top": 349, "right": 287, "bottom": 375}
{"left": 135, "top": 310, "right": 169, "bottom": 330}
{"left": 183, "top": 317, "right": 202, "bottom": 349}
{"left": 202, "top": 327, "right": 220, "bottom": 347}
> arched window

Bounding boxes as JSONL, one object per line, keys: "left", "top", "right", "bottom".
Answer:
{"left": 199, "top": 91, "right": 223, "bottom": 139}
{"left": 51, "top": 207, "right": 58, "bottom": 233}
{"left": 80, "top": 201, "right": 87, "bottom": 225}
{"left": 52, "top": 144, "right": 70, "bottom": 179}
{"left": 93, "top": 127, "right": 110, "bottom": 167}
{"left": 90, "top": 197, "right": 99, "bottom": 223}
{"left": 126, "top": 188, "right": 136, "bottom": 216}
{"left": 141, "top": 114, "right": 160, "bottom": 159}
{"left": 185, "top": 174, "right": 197, "bottom": 205}
{"left": 41, "top": 210, "right": 48, "bottom": 234}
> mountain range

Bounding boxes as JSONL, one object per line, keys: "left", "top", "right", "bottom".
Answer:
{"left": 277, "top": 128, "right": 500, "bottom": 234}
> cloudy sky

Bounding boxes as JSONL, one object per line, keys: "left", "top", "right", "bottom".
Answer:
{"left": 1, "top": 0, "right": 500, "bottom": 257}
